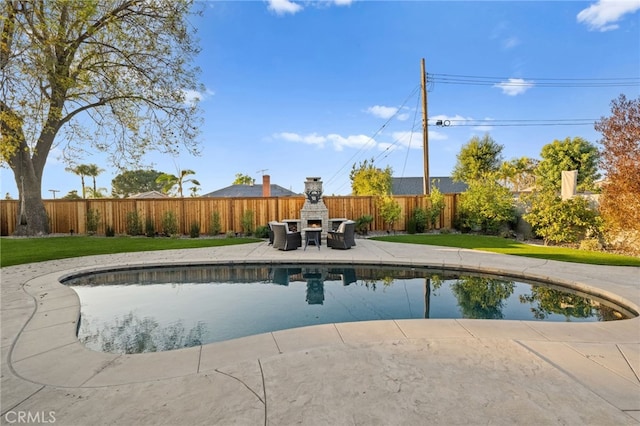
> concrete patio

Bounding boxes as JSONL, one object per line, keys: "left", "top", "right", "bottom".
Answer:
{"left": 1, "top": 239, "right": 639, "bottom": 425}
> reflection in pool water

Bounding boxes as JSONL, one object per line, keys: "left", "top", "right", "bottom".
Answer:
{"left": 63, "top": 264, "right": 634, "bottom": 354}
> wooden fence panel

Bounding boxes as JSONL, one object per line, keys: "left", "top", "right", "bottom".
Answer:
{"left": 0, "top": 195, "right": 458, "bottom": 236}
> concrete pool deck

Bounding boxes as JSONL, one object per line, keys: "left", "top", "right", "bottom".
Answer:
{"left": 1, "top": 238, "right": 639, "bottom": 425}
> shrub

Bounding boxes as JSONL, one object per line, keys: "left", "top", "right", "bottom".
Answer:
{"left": 86, "top": 208, "right": 100, "bottom": 235}
{"left": 105, "top": 225, "right": 115, "bottom": 237}
{"left": 523, "top": 191, "right": 602, "bottom": 245}
{"left": 255, "top": 225, "right": 269, "bottom": 239}
{"left": 426, "top": 184, "right": 445, "bottom": 229}
{"left": 161, "top": 211, "right": 179, "bottom": 236}
{"left": 579, "top": 237, "right": 602, "bottom": 252}
{"left": 209, "top": 211, "right": 221, "bottom": 236}
{"left": 378, "top": 195, "right": 402, "bottom": 232}
{"left": 406, "top": 218, "right": 417, "bottom": 234}
{"left": 145, "top": 217, "right": 155, "bottom": 237}
{"left": 226, "top": 230, "right": 236, "bottom": 238}
{"left": 457, "top": 179, "right": 515, "bottom": 234}
{"left": 189, "top": 222, "right": 200, "bottom": 238}
{"left": 240, "top": 210, "right": 254, "bottom": 236}
{"left": 411, "top": 208, "right": 427, "bottom": 233}
{"left": 125, "top": 211, "right": 143, "bottom": 236}
{"left": 355, "top": 214, "right": 373, "bottom": 235}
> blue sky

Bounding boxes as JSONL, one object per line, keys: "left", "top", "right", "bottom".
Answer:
{"left": 2, "top": 0, "right": 639, "bottom": 198}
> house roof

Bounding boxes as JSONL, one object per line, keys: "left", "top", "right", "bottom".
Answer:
{"left": 202, "top": 184, "right": 299, "bottom": 198}
{"left": 391, "top": 177, "right": 468, "bottom": 195}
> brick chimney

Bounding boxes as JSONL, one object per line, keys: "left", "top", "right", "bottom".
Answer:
{"left": 262, "top": 174, "right": 271, "bottom": 197}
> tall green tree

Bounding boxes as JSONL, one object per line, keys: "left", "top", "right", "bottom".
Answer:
{"left": 536, "top": 137, "right": 600, "bottom": 192}
{"left": 233, "top": 173, "right": 254, "bottom": 185}
{"left": 0, "top": 0, "right": 202, "bottom": 235}
{"left": 111, "top": 169, "right": 164, "bottom": 198}
{"left": 156, "top": 169, "right": 200, "bottom": 197}
{"left": 350, "top": 158, "right": 392, "bottom": 196}
{"left": 452, "top": 134, "right": 503, "bottom": 183}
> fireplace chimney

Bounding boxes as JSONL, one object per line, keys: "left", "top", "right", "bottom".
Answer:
{"left": 262, "top": 174, "right": 271, "bottom": 197}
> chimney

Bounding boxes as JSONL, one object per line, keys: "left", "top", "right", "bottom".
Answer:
{"left": 262, "top": 174, "right": 271, "bottom": 197}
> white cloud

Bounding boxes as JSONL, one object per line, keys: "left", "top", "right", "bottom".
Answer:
{"left": 332, "top": 0, "right": 354, "bottom": 5}
{"left": 493, "top": 78, "right": 534, "bottom": 96}
{"left": 577, "top": 0, "right": 640, "bottom": 31}
{"left": 267, "top": 0, "right": 303, "bottom": 16}
{"left": 327, "top": 133, "right": 373, "bottom": 151}
{"left": 366, "top": 105, "right": 398, "bottom": 120}
{"left": 273, "top": 132, "right": 326, "bottom": 147}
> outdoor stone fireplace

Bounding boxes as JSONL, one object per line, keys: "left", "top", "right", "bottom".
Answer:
{"left": 300, "top": 177, "right": 329, "bottom": 238}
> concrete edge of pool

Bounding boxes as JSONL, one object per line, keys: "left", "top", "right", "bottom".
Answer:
{"left": 2, "top": 239, "right": 639, "bottom": 425}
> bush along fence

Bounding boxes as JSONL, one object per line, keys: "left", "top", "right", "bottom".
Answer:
{"left": 0, "top": 195, "right": 459, "bottom": 237}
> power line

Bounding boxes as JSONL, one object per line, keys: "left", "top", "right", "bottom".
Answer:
{"left": 428, "top": 73, "right": 639, "bottom": 88}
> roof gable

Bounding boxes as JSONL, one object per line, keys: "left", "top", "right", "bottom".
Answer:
{"left": 203, "top": 184, "right": 299, "bottom": 198}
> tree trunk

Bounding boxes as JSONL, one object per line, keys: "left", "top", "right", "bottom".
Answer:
{"left": 12, "top": 152, "right": 49, "bottom": 236}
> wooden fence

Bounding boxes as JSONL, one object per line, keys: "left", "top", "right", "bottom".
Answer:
{"left": 0, "top": 195, "right": 459, "bottom": 236}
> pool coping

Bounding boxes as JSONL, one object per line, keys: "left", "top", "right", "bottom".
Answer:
{"left": 2, "top": 239, "right": 640, "bottom": 423}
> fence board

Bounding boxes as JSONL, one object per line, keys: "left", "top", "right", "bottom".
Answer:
{"left": 0, "top": 195, "right": 458, "bottom": 236}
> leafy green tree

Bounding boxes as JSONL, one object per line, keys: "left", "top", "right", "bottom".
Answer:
{"left": 595, "top": 94, "right": 640, "bottom": 254}
{"left": 111, "top": 170, "right": 164, "bottom": 198}
{"left": 156, "top": 169, "right": 200, "bottom": 197}
{"left": 452, "top": 134, "right": 503, "bottom": 183}
{"left": 350, "top": 158, "right": 392, "bottom": 196}
{"left": 523, "top": 191, "right": 602, "bottom": 245}
{"left": 62, "top": 190, "right": 81, "bottom": 200}
{"left": 233, "top": 173, "right": 254, "bottom": 185}
{"left": 1, "top": 0, "right": 202, "bottom": 235}
{"left": 536, "top": 137, "right": 600, "bottom": 192}
{"left": 457, "top": 178, "right": 515, "bottom": 234}
{"left": 497, "top": 157, "right": 538, "bottom": 192}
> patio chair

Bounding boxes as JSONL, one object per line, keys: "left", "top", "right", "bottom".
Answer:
{"left": 267, "top": 221, "right": 278, "bottom": 245}
{"left": 272, "top": 223, "right": 301, "bottom": 251}
{"left": 327, "top": 220, "right": 356, "bottom": 250}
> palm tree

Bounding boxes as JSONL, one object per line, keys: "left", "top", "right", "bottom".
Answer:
{"left": 156, "top": 169, "right": 200, "bottom": 197}
{"left": 85, "top": 164, "right": 105, "bottom": 195}
{"left": 66, "top": 164, "right": 92, "bottom": 198}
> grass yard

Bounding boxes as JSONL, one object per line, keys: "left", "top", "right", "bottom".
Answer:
{"left": 0, "top": 236, "right": 262, "bottom": 268}
{"left": 372, "top": 234, "right": 640, "bottom": 267}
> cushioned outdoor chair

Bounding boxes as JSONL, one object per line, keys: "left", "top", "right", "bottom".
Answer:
{"left": 327, "top": 220, "right": 356, "bottom": 250}
{"left": 272, "top": 223, "right": 302, "bottom": 251}
{"left": 267, "top": 221, "right": 278, "bottom": 245}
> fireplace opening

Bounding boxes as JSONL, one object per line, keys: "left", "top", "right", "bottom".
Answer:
{"left": 307, "top": 219, "right": 322, "bottom": 228}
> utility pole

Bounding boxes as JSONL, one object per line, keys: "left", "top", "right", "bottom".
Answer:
{"left": 49, "top": 189, "right": 60, "bottom": 199}
{"left": 421, "top": 58, "right": 430, "bottom": 195}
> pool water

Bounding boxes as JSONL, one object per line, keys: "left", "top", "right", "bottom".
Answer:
{"left": 64, "top": 264, "right": 633, "bottom": 354}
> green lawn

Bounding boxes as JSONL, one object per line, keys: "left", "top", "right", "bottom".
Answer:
{"left": 2, "top": 234, "right": 639, "bottom": 268}
{"left": 0, "top": 236, "right": 262, "bottom": 268}
{"left": 371, "top": 234, "right": 640, "bottom": 267}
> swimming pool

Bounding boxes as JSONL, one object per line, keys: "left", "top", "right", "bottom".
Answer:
{"left": 63, "top": 263, "right": 634, "bottom": 354}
